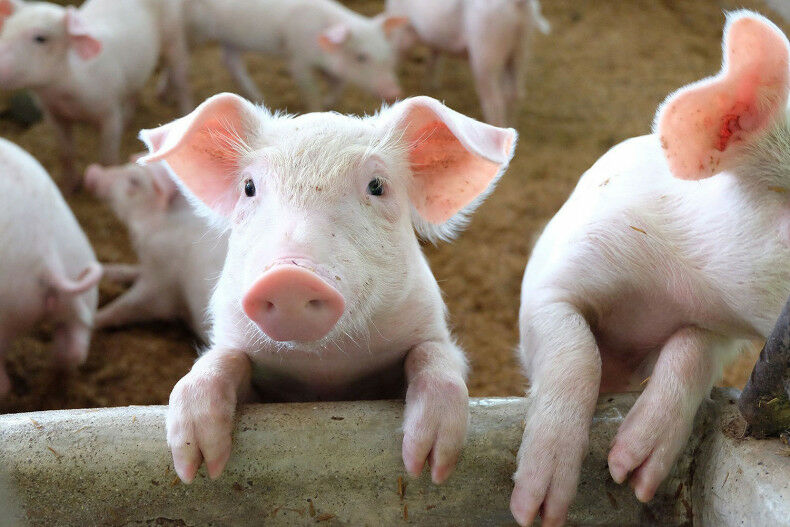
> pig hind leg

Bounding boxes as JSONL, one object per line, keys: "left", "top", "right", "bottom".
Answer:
{"left": 511, "top": 302, "right": 602, "bottom": 527}
{"left": 467, "top": 17, "right": 513, "bottom": 126}
{"left": 51, "top": 323, "right": 91, "bottom": 369}
{"left": 607, "top": 327, "right": 730, "bottom": 502}
{"left": 222, "top": 46, "right": 264, "bottom": 103}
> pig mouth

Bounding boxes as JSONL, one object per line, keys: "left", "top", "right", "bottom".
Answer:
{"left": 242, "top": 258, "right": 346, "bottom": 343}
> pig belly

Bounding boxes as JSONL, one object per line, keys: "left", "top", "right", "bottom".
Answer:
{"left": 591, "top": 292, "right": 688, "bottom": 392}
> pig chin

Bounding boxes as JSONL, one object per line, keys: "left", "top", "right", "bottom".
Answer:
{"left": 241, "top": 258, "right": 347, "bottom": 345}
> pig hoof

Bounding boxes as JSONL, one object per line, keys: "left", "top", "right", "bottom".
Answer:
{"left": 402, "top": 374, "right": 468, "bottom": 484}
{"left": 608, "top": 398, "right": 694, "bottom": 502}
{"left": 166, "top": 372, "right": 237, "bottom": 483}
{"left": 510, "top": 418, "right": 590, "bottom": 527}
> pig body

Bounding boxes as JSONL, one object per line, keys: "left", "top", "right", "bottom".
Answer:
{"left": 140, "top": 93, "right": 516, "bottom": 485}
{"left": 85, "top": 161, "right": 227, "bottom": 341}
{"left": 511, "top": 12, "right": 790, "bottom": 527}
{"left": 385, "top": 0, "right": 550, "bottom": 126}
{"left": 0, "top": 0, "right": 192, "bottom": 190}
{"left": 183, "top": 0, "right": 404, "bottom": 110}
{"left": 0, "top": 137, "right": 101, "bottom": 396}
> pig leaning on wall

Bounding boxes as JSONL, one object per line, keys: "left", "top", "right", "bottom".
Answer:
{"left": 84, "top": 159, "right": 227, "bottom": 342}
{"left": 139, "top": 93, "right": 517, "bottom": 486}
{"left": 0, "top": 137, "right": 101, "bottom": 397}
{"left": 511, "top": 11, "right": 790, "bottom": 527}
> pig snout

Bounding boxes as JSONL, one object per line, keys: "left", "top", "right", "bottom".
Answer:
{"left": 242, "top": 264, "right": 345, "bottom": 342}
{"left": 380, "top": 83, "right": 402, "bottom": 103}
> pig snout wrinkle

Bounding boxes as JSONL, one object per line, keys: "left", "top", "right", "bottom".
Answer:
{"left": 242, "top": 265, "right": 345, "bottom": 342}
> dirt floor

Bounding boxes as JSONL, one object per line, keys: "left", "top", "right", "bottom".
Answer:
{"left": 1, "top": 0, "right": 785, "bottom": 414}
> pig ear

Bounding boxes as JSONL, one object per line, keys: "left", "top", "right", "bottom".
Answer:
{"left": 655, "top": 11, "right": 790, "bottom": 180}
{"left": 379, "top": 15, "right": 409, "bottom": 39}
{"left": 318, "top": 24, "right": 351, "bottom": 51}
{"left": 65, "top": 7, "right": 102, "bottom": 60}
{"left": 138, "top": 92, "right": 257, "bottom": 218}
{"left": 0, "top": 0, "right": 19, "bottom": 28}
{"left": 387, "top": 96, "right": 517, "bottom": 242}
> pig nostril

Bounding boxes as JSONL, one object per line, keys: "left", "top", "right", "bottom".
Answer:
{"left": 307, "top": 299, "right": 323, "bottom": 309}
{"left": 264, "top": 301, "right": 275, "bottom": 312}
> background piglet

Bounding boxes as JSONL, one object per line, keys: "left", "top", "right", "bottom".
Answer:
{"left": 84, "top": 159, "right": 227, "bottom": 341}
{"left": 385, "top": 0, "right": 550, "bottom": 126}
{"left": 181, "top": 0, "right": 406, "bottom": 110}
{"left": 139, "top": 93, "right": 516, "bottom": 485}
{"left": 511, "top": 12, "right": 790, "bottom": 527}
{"left": 0, "top": 137, "right": 101, "bottom": 397}
{"left": 0, "top": 0, "right": 192, "bottom": 191}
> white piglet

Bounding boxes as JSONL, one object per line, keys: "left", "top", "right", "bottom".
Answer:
{"left": 139, "top": 93, "right": 516, "bottom": 484}
{"left": 511, "top": 12, "right": 790, "bottom": 527}
{"left": 84, "top": 159, "right": 227, "bottom": 341}
{"left": 385, "top": 0, "right": 550, "bottom": 126}
{"left": 184, "top": 0, "right": 406, "bottom": 110}
{"left": 0, "top": 137, "right": 101, "bottom": 396}
{"left": 0, "top": 0, "right": 192, "bottom": 190}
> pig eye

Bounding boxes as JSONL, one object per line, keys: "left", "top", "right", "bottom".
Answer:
{"left": 356, "top": 53, "right": 369, "bottom": 64}
{"left": 367, "top": 178, "right": 384, "bottom": 196}
{"left": 129, "top": 177, "right": 141, "bottom": 188}
{"left": 244, "top": 179, "right": 256, "bottom": 197}
{"left": 33, "top": 35, "right": 48, "bottom": 44}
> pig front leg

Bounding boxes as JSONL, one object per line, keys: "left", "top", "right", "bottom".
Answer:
{"left": 222, "top": 46, "right": 264, "bottom": 103}
{"left": 402, "top": 340, "right": 469, "bottom": 484}
{"left": 167, "top": 348, "right": 252, "bottom": 482}
{"left": 101, "top": 263, "right": 141, "bottom": 286}
{"left": 94, "top": 280, "right": 172, "bottom": 329}
{"left": 511, "top": 302, "right": 601, "bottom": 527}
{"left": 424, "top": 49, "right": 444, "bottom": 91}
{"left": 45, "top": 111, "right": 79, "bottom": 193}
{"left": 322, "top": 74, "right": 346, "bottom": 109}
{"left": 608, "top": 328, "right": 724, "bottom": 502}
{"left": 98, "top": 108, "right": 124, "bottom": 167}
{"left": 289, "top": 59, "right": 324, "bottom": 112}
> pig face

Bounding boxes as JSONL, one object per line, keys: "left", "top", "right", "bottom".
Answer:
{"left": 317, "top": 16, "right": 407, "bottom": 101}
{"left": 0, "top": 1, "right": 101, "bottom": 89}
{"left": 140, "top": 94, "right": 515, "bottom": 350}
{"left": 84, "top": 161, "right": 177, "bottom": 223}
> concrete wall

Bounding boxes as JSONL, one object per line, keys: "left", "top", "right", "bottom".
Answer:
{"left": 0, "top": 390, "right": 787, "bottom": 526}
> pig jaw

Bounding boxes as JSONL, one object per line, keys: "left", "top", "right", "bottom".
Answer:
{"left": 242, "top": 259, "right": 345, "bottom": 343}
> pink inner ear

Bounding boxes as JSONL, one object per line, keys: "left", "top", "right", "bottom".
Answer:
{"left": 657, "top": 14, "right": 790, "bottom": 180}
{"left": 408, "top": 120, "right": 500, "bottom": 224}
{"left": 0, "top": 0, "right": 15, "bottom": 26}
{"left": 65, "top": 8, "right": 102, "bottom": 59}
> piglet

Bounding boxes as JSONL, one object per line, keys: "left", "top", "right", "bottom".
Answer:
{"left": 139, "top": 93, "right": 516, "bottom": 484}
{"left": 511, "top": 11, "right": 790, "bottom": 526}
{"left": 84, "top": 159, "right": 227, "bottom": 341}
{"left": 183, "top": 0, "right": 406, "bottom": 110}
{"left": 0, "top": 0, "right": 192, "bottom": 191}
{"left": 385, "top": 0, "right": 550, "bottom": 126}
{"left": 0, "top": 137, "right": 101, "bottom": 396}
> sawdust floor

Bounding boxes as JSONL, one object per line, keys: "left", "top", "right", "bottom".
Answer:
{"left": 1, "top": 0, "right": 782, "bottom": 413}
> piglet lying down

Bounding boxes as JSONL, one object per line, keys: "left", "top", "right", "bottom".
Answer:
{"left": 512, "top": 11, "right": 790, "bottom": 527}
{"left": 139, "top": 94, "right": 516, "bottom": 483}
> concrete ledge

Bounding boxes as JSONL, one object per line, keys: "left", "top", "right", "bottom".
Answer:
{"left": 0, "top": 390, "right": 786, "bottom": 526}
